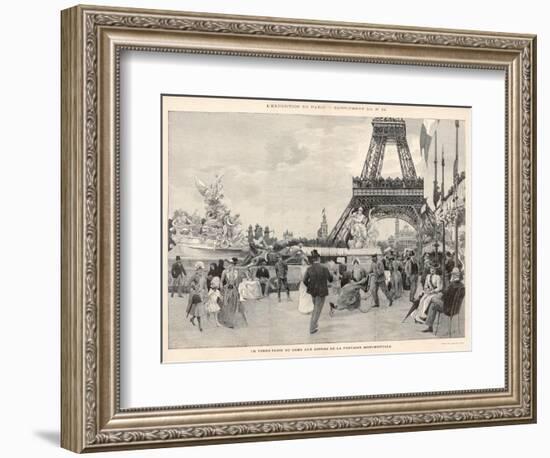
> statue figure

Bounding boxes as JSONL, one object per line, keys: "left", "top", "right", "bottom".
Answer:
{"left": 195, "top": 175, "right": 227, "bottom": 222}
{"left": 183, "top": 174, "right": 244, "bottom": 248}
{"left": 171, "top": 209, "right": 194, "bottom": 238}
{"left": 241, "top": 232, "right": 270, "bottom": 266}
{"left": 346, "top": 207, "right": 379, "bottom": 249}
{"left": 168, "top": 218, "right": 176, "bottom": 250}
{"left": 348, "top": 207, "right": 369, "bottom": 248}
{"left": 190, "top": 209, "right": 201, "bottom": 226}
{"left": 241, "top": 237, "right": 302, "bottom": 267}
{"left": 221, "top": 211, "right": 243, "bottom": 246}
{"left": 365, "top": 219, "right": 378, "bottom": 245}
{"left": 254, "top": 224, "right": 264, "bottom": 240}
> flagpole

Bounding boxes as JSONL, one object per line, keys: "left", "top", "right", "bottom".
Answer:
{"left": 441, "top": 146, "right": 446, "bottom": 289}
{"left": 454, "top": 120, "right": 460, "bottom": 266}
{"left": 433, "top": 130, "right": 438, "bottom": 207}
{"left": 433, "top": 130, "right": 439, "bottom": 258}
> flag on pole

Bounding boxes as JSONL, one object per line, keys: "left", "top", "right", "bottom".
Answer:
{"left": 420, "top": 119, "right": 439, "bottom": 163}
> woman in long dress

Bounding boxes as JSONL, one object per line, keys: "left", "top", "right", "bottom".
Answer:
{"left": 414, "top": 265, "right": 443, "bottom": 322}
{"left": 329, "top": 258, "right": 368, "bottom": 314}
{"left": 185, "top": 262, "right": 208, "bottom": 332}
{"left": 298, "top": 258, "right": 314, "bottom": 314}
{"left": 326, "top": 261, "right": 342, "bottom": 305}
{"left": 219, "top": 260, "right": 248, "bottom": 328}
{"left": 391, "top": 258, "right": 403, "bottom": 299}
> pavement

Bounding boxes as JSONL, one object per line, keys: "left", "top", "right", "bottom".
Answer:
{"left": 167, "top": 289, "right": 465, "bottom": 350}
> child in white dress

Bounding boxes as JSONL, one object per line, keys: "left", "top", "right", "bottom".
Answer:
{"left": 206, "top": 276, "right": 222, "bottom": 327}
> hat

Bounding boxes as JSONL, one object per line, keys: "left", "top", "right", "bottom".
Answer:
{"left": 311, "top": 249, "right": 320, "bottom": 259}
{"left": 194, "top": 261, "right": 205, "bottom": 270}
{"left": 231, "top": 257, "right": 239, "bottom": 265}
{"left": 175, "top": 255, "right": 181, "bottom": 261}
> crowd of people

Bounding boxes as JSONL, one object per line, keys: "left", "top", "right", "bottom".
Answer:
{"left": 301, "top": 248, "right": 465, "bottom": 336}
{"left": 170, "top": 253, "right": 299, "bottom": 332}
{"left": 170, "top": 247, "right": 465, "bottom": 336}
{"left": 409, "top": 250, "right": 465, "bottom": 334}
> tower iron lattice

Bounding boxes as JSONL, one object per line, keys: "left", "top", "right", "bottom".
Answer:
{"left": 328, "top": 118, "right": 434, "bottom": 250}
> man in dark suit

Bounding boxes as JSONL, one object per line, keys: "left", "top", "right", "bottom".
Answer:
{"left": 275, "top": 255, "right": 290, "bottom": 302}
{"left": 422, "top": 267, "right": 465, "bottom": 333}
{"left": 303, "top": 250, "right": 333, "bottom": 334}
{"left": 255, "top": 261, "right": 270, "bottom": 297}
{"left": 170, "top": 255, "right": 187, "bottom": 298}
{"left": 405, "top": 251, "right": 419, "bottom": 302}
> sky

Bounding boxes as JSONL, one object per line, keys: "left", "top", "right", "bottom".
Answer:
{"left": 168, "top": 111, "right": 466, "bottom": 239}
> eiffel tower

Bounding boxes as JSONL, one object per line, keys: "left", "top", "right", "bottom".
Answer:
{"left": 328, "top": 118, "right": 433, "bottom": 248}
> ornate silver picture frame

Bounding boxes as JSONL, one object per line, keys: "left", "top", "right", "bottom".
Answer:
{"left": 61, "top": 4, "right": 536, "bottom": 453}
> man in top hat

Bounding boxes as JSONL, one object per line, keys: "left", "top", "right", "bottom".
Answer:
{"left": 371, "top": 253, "right": 393, "bottom": 307}
{"left": 170, "top": 255, "right": 187, "bottom": 298}
{"left": 303, "top": 250, "right": 333, "bottom": 334}
{"left": 422, "top": 267, "right": 465, "bottom": 333}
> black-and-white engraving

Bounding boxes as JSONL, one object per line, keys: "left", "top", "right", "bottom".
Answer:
{"left": 162, "top": 96, "right": 469, "bottom": 362}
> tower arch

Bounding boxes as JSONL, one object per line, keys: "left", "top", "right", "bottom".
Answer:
{"left": 329, "top": 117, "right": 434, "bottom": 253}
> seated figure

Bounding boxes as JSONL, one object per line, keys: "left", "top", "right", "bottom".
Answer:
{"left": 329, "top": 258, "right": 369, "bottom": 314}
{"left": 422, "top": 268, "right": 465, "bottom": 333}
{"left": 238, "top": 268, "right": 263, "bottom": 301}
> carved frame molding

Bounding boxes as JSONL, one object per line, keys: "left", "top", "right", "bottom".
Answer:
{"left": 61, "top": 4, "right": 536, "bottom": 452}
